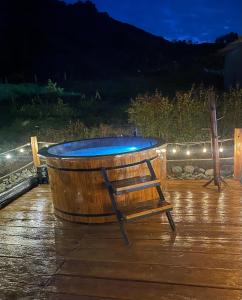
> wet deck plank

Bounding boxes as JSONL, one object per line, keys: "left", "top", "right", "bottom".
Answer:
{"left": 0, "top": 180, "right": 242, "bottom": 299}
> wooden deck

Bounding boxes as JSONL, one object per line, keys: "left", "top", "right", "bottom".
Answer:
{"left": 1, "top": 180, "right": 242, "bottom": 299}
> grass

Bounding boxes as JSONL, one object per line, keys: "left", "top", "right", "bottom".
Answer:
{"left": 0, "top": 84, "right": 45, "bottom": 102}
{"left": 0, "top": 71, "right": 224, "bottom": 150}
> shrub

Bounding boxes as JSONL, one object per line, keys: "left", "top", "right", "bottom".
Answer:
{"left": 128, "top": 86, "right": 242, "bottom": 142}
{"left": 38, "top": 121, "right": 133, "bottom": 143}
{"left": 220, "top": 86, "right": 242, "bottom": 137}
{"left": 18, "top": 97, "right": 74, "bottom": 120}
{"left": 128, "top": 91, "right": 174, "bottom": 140}
{"left": 46, "top": 79, "right": 64, "bottom": 96}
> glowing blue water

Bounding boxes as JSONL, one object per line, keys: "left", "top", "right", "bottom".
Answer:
{"left": 63, "top": 145, "right": 140, "bottom": 157}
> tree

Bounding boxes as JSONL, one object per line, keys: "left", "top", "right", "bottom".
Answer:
{"left": 215, "top": 32, "right": 238, "bottom": 45}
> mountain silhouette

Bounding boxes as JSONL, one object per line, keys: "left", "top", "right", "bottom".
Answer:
{"left": 0, "top": 0, "right": 221, "bottom": 82}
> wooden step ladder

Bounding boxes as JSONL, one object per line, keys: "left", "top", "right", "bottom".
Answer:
{"left": 102, "top": 159, "right": 175, "bottom": 245}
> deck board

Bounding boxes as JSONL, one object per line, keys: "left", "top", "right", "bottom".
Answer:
{"left": 1, "top": 180, "right": 242, "bottom": 299}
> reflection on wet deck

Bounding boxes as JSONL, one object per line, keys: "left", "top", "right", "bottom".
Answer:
{"left": 0, "top": 180, "right": 242, "bottom": 299}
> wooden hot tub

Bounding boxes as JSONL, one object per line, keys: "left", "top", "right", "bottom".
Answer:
{"left": 39, "top": 137, "right": 166, "bottom": 223}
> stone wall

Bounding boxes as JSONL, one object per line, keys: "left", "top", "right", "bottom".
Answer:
{"left": 0, "top": 167, "right": 36, "bottom": 193}
{"left": 168, "top": 163, "right": 233, "bottom": 179}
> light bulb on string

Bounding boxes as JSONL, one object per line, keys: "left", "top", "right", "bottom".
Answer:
{"left": 6, "top": 154, "right": 11, "bottom": 159}
{"left": 186, "top": 149, "right": 191, "bottom": 156}
{"left": 203, "top": 143, "right": 207, "bottom": 153}
{"left": 19, "top": 148, "right": 25, "bottom": 153}
{"left": 219, "top": 146, "right": 224, "bottom": 153}
{"left": 219, "top": 142, "right": 223, "bottom": 153}
{"left": 45, "top": 144, "right": 49, "bottom": 148}
{"left": 172, "top": 148, "right": 177, "bottom": 154}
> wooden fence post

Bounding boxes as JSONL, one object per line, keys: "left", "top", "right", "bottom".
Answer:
{"left": 203, "top": 90, "right": 225, "bottom": 191}
{"left": 31, "top": 136, "right": 41, "bottom": 168}
{"left": 234, "top": 128, "right": 242, "bottom": 179}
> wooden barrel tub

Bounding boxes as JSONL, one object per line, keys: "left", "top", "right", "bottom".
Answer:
{"left": 39, "top": 137, "right": 166, "bottom": 223}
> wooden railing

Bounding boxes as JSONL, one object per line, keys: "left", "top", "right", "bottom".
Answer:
{"left": 2, "top": 130, "right": 242, "bottom": 186}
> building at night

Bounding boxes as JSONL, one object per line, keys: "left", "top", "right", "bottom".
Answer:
{"left": 221, "top": 38, "right": 242, "bottom": 89}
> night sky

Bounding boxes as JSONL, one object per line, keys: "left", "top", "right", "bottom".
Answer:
{"left": 65, "top": 0, "right": 242, "bottom": 43}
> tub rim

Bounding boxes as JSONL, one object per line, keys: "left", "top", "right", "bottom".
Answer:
{"left": 38, "top": 136, "right": 165, "bottom": 159}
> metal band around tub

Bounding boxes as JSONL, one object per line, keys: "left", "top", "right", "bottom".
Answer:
{"left": 55, "top": 207, "right": 115, "bottom": 217}
{"left": 47, "top": 155, "right": 159, "bottom": 172}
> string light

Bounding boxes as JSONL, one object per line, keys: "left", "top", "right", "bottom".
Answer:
{"left": 0, "top": 143, "right": 30, "bottom": 161}
{"left": 0, "top": 140, "right": 231, "bottom": 163}
{"left": 167, "top": 140, "right": 229, "bottom": 155}
{"left": 219, "top": 142, "right": 224, "bottom": 153}
{"left": 203, "top": 147, "right": 207, "bottom": 153}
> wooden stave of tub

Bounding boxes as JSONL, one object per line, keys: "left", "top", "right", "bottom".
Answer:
{"left": 45, "top": 146, "right": 167, "bottom": 223}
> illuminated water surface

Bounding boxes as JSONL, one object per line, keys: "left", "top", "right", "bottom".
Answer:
{"left": 63, "top": 145, "right": 139, "bottom": 156}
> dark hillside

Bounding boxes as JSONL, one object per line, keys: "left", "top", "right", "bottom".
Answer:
{"left": 0, "top": 0, "right": 222, "bottom": 82}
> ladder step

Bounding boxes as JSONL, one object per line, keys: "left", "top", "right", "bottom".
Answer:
{"left": 111, "top": 175, "right": 161, "bottom": 195}
{"left": 122, "top": 199, "right": 172, "bottom": 222}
